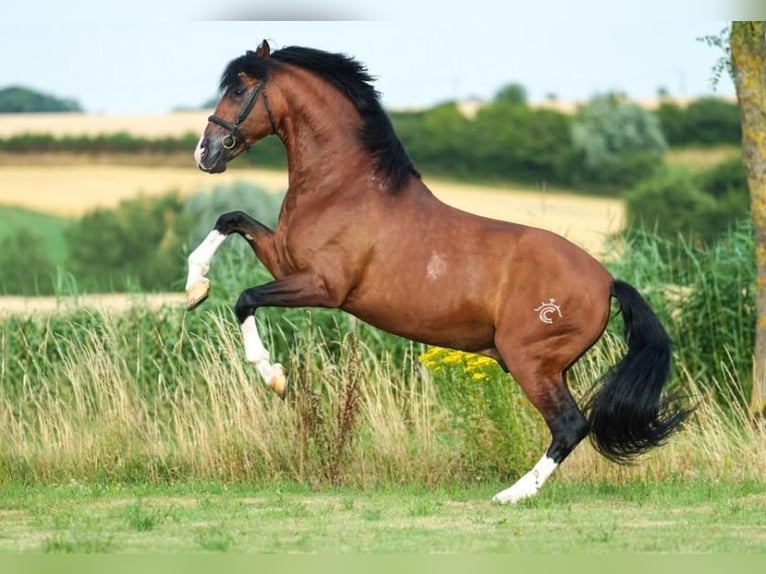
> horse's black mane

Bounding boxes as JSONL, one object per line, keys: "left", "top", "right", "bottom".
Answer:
{"left": 220, "top": 46, "right": 419, "bottom": 192}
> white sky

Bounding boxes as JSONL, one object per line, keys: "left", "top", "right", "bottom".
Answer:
{"left": 0, "top": 1, "right": 740, "bottom": 114}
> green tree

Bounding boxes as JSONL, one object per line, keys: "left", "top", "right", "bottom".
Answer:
{"left": 655, "top": 101, "right": 687, "bottom": 146}
{"left": 681, "top": 97, "right": 741, "bottom": 145}
{"left": 416, "top": 102, "right": 475, "bottom": 177}
{"left": 472, "top": 102, "right": 573, "bottom": 183}
{"left": 494, "top": 82, "right": 528, "bottom": 105}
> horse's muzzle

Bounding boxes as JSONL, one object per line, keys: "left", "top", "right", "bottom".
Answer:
{"left": 195, "top": 137, "right": 229, "bottom": 173}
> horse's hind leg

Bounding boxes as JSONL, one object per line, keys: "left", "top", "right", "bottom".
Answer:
{"left": 185, "top": 211, "right": 277, "bottom": 309}
{"left": 492, "top": 363, "right": 589, "bottom": 504}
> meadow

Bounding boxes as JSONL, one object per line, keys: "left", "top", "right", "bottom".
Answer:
{"left": 0, "top": 481, "right": 764, "bottom": 553}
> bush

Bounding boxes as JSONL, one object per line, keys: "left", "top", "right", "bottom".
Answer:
{"left": 65, "top": 193, "right": 193, "bottom": 292}
{"left": 655, "top": 101, "right": 687, "bottom": 146}
{"left": 680, "top": 98, "right": 741, "bottom": 146}
{"left": 63, "top": 182, "right": 285, "bottom": 293}
{"left": 656, "top": 98, "right": 741, "bottom": 147}
{"left": 625, "top": 168, "right": 718, "bottom": 241}
{"left": 184, "top": 181, "right": 283, "bottom": 251}
{"left": 625, "top": 157, "right": 749, "bottom": 245}
{"left": 0, "top": 230, "right": 57, "bottom": 295}
{"left": 699, "top": 154, "right": 749, "bottom": 222}
{"left": 571, "top": 93, "right": 667, "bottom": 189}
{"left": 471, "top": 102, "right": 574, "bottom": 183}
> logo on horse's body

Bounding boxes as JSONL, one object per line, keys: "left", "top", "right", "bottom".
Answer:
{"left": 534, "top": 298, "right": 563, "bottom": 324}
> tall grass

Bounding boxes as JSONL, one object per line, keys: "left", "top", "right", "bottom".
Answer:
{"left": 0, "top": 224, "right": 761, "bottom": 488}
{"left": 605, "top": 220, "right": 755, "bottom": 402}
{"left": 0, "top": 308, "right": 482, "bottom": 486}
{"left": 0, "top": 303, "right": 763, "bottom": 487}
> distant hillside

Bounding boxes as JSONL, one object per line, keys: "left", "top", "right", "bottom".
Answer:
{"left": 0, "top": 86, "right": 82, "bottom": 113}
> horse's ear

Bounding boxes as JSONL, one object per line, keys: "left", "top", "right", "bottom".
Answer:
{"left": 255, "top": 40, "right": 271, "bottom": 58}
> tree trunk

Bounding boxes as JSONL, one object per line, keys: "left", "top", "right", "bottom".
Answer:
{"left": 731, "top": 22, "right": 766, "bottom": 417}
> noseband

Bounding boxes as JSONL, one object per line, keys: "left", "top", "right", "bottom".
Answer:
{"left": 208, "top": 79, "right": 278, "bottom": 150}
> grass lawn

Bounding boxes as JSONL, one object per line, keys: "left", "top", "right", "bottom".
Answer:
{"left": 0, "top": 480, "right": 763, "bottom": 553}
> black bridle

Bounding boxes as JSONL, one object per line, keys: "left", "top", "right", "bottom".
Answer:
{"left": 207, "top": 79, "right": 278, "bottom": 151}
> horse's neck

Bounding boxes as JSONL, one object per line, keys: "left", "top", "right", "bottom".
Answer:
{"left": 278, "top": 83, "right": 375, "bottom": 201}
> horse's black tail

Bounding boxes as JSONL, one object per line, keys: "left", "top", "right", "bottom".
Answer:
{"left": 584, "top": 279, "right": 692, "bottom": 463}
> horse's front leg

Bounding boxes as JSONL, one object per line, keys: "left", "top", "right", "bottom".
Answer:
{"left": 185, "top": 211, "right": 279, "bottom": 309}
{"left": 235, "top": 271, "right": 339, "bottom": 398}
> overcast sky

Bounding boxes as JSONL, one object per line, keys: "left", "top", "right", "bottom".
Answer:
{"left": 0, "top": 1, "right": 749, "bottom": 115}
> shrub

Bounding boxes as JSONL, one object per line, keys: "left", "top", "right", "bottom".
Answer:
{"left": 699, "top": 154, "right": 749, "bottom": 223}
{"left": 0, "top": 229, "right": 57, "bottom": 295}
{"left": 625, "top": 157, "right": 749, "bottom": 245}
{"left": 656, "top": 98, "right": 741, "bottom": 147}
{"left": 680, "top": 97, "right": 741, "bottom": 146}
{"left": 184, "top": 181, "right": 283, "bottom": 252}
{"left": 655, "top": 101, "right": 687, "bottom": 146}
{"left": 63, "top": 182, "right": 284, "bottom": 293}
{"left": 471, "top": 102, "right": 574, "bottom": 183}
{"left": 571, "top": 93, "right": 667, "bottom": 189}
{"left": 625, "top": 168, "right": 718, "bottom": 241}
{"left": 65, "top": 193, "right": 192, "bottom": 292}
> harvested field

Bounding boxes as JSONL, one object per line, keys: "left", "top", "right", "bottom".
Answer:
{"left": 0, "top": 164, "right": 288, "bottom": 216}
{"left": 0, "top": 111, "right": 208, "bottom": 138}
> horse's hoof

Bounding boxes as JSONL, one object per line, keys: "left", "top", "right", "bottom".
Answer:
{"left": 185, "top": 279, "right": 210, "bottom": 310}
{"left": 268, "top": 364, "right": 288, "bottom": 399}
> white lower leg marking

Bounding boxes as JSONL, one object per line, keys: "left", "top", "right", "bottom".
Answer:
{"left": 185, "top": 230, "right": 226, "bottom": 290}
{"left": 241, "top": 316, "right": 279, "bottom": 384}
{"left": 241, "top": 317, "right": 287, "bottom": 397}
{"left": 492, "top": 455, "right": 558, "bottom": 504}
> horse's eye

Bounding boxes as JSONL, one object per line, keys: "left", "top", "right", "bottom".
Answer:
{"left": 233, "top": 88, "right": 246, "bottom": 97}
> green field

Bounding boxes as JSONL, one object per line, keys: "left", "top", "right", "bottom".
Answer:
{"left": 0, "top": 480, "right": 763, "bottom": 553}
{"left": 0, "top": 205, "right": 68, "bottom": 264}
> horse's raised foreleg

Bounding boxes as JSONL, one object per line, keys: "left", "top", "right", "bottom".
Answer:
{"left": 235, "top": 271, "right": 338, "bottom": 398}
{"left": 185, "top": 211, "right": 278, "bottom": 309}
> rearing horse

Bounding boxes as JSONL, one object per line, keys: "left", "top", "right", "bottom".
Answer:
{"left": 186, "top": 40, "right": 689, "bottom": 503}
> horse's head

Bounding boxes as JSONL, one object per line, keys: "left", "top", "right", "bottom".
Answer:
{"left": 195, "top": 40, "right": 279, "bottom": 173}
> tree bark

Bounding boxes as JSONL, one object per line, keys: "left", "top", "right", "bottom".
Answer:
{"left": 731, "top": 22, "right": 766, "bottom": 417}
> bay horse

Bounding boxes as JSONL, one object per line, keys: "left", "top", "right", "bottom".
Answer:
{"left": 186, "top": 40, "right": 689, "bottom": 503}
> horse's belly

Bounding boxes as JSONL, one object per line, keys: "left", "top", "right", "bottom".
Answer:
{"left": 343, "top": 298, "right": 496, "bottom": 352}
